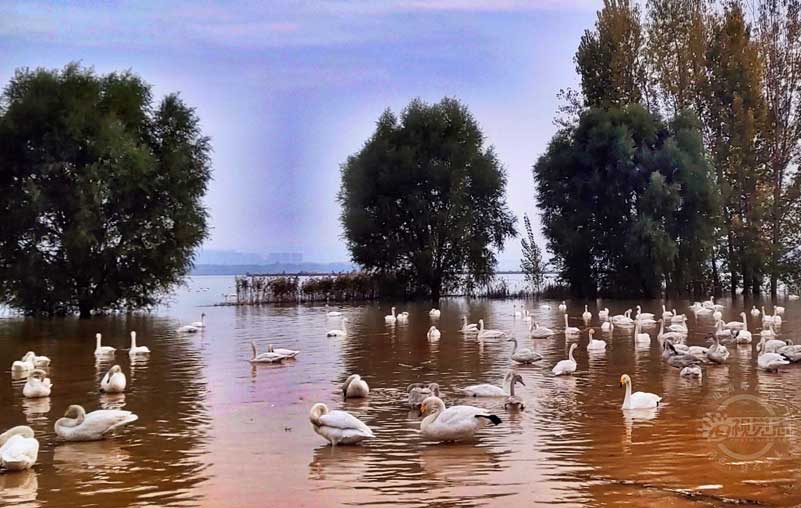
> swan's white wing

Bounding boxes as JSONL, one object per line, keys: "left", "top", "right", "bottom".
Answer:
{"left": 631, "top": 392, "right": 661, "bottom": 408}
{"left": 84, "top": 410, "right": 139, "bottom": 435}
{"left": 319, "top": 410, "right": 374, "bottom": 436}
{"left": 459, "top": 384, "right": 505, "bottom": 397}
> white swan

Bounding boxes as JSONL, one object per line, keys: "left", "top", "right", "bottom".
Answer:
{"left": 636, "top": 305, "right": 654, "bottom": 320}
{"left": 772, "top": 309, "right": 783, "bottom": 326}
{"left": 587, "top": 328, "right": 606, "bottom": 351}
{"left": 757, "top": 335, "right": 788, "bottom": 354}
{"left": 54, "top": 405, "right": 138, "bottom": 441}
{"left": 11, "top": 353, "right": 34, "bottom": 375}
{"left": 22, "top": 369, "right": 52, "bottom": 398}
{"left": 407, "top": 383, "right": 440, "bottom": 410}
{"left": 722, "top": 316, "right": 745, "bottom": 330}
{"left": 656, "top": 319, "right": 685, "bottom": 343}
{"left": 529, "top": 321, "right": 554, "bottom": 338}
{"left": 662, "top": 305, "right": 673, "bottom": 319}
{"left": 100, "top": 365, "right": 126, "bottom": 393}
{"left": 459, "top": 370, "right": 517, "bottom": 397}
{"left": 249, "top": 341, "right": 285, "bottom": 363}
{"left": 326, "top": 306, "right": 343, "bottom": 318}
{"left": 733, "top": 312, "right": 752, "bottom": 343}
{"left": 342, "top": 374, "right": 370, "bottom": 398}
{"left": 477, "top": 319, "right": 506, "bottom": 339}
{"left": 508, "top": 338, "right": 542, "bottom": 364}
{"left": 268, "top": 344, "right": 300, "bottom": 358}
{"left": 601, "top": 320, "right": 614, "bottom": 332}
{"left": 0, "top": 426, "right": 38, "bottom": 471}
{"left": 128, "top": 332, "right": 150, "bottom": 357}
{"left": 385, "top": 307, "right": 397, "bottom": 323}
{"left": 309, "top": 403, "right": 374, "bottom": 446}
{"left": 760, "top": 323, "right": 776, "bottom": 339}
{"left": 420, "top": 396, "right": 501, "bottom": 442}
{"left": 429, "top": 308, "right": 441, "bottom": 318}
{"left": 611, "top": 310, "right": 634, "bottom": 326}
{"left": 598, "top": 307, "right": 609, "bottom": 320}
{"left": 715, "top": 320, "right": 732, "bottom": 338}
{"left": 552, "top": 343, "right": 578, "bottom": 376}
{"left": 667, "top": 316, "right": 688, "bottom": 332}
{"left": 397, "top": 311, "right": 409, "bottom": 323}
{"left": 758, "top": 349, "right": 790, "bottom": 372}
{"left": 563, "top": 314, "right": 580, "bottom": 335}
{"left": 326, "top": 318, "right": 347, "bottom": 337}
{"left": 619, "top": 374, "right": 661, "bottom": 409}
{"left": 513, "top": 304, "right": 522, "bottom": 318}
{"left": 634, "top": 320, "right": 650, "bottom": 343}
{"left": 776, "top": 305, "right": 785, "bottom": 316}
{"left": 762, "top": 306, "right": 774, "bottom": 325}
{"left": 427, "top": 326, "right": 441, "bottom": 341}
{"left": 28, "top": 353, "right": 50, "bottom": 368}
{"left": 176, "top": 323, "right": 200, "bottom": 334}
{"left": 191, "top": 313, "right": 206, "bottom": 328}
{"left": 751, "top": 306, "right": 760, "bottom": 317}
{"left": 558, "top": 301, "right": 567, "bottom": 312}
{"left": 94, "top": 333, "right": 116, "bottom": 357}
{"left": 460, "top": 316, "right": 479, "bottom": 334}
{"left": 582, "top": 305, "right": 592, "bottom": 321}
{"left": 713, "top": 309, "right": 722, "bottom": 321}
{"left": 670, "top": 311, "right": 685, "bottom": 324}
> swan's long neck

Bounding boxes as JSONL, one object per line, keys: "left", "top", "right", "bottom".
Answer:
{"left": 659, "top": 320, "right": 664, "bottom": 336}
{"left": 623, "top": 381, "right": 632, "bottom": 407}
{"left": 568, "top": 346, "right": 575, "bottom": 362}
{"left": 742, "top": 314, "right": 748, "bottom": 332}
{"left": 96, "top": 335, "right": 101, "bottom": 349}
{"left": 510, "top": 339, "right": 518, "bottom": 354}
{"left": 509, "top": 380, "right": 516, "bottom": 397}
{"left": 564, "top": 314, "right": 569, "bottom": 327}
{"left": 251, "top": 342, "right": 257, "bottom": 359}
{"left": 480, "top": 320, "right": 485, "bottom": 331}
{"left": 131, "top": 333, "right": 137, "bottom": 349}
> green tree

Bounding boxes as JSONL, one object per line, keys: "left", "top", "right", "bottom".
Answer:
{"left": 703, "top": 2, "right": 768, "bottom": 296}
{"left": 338, "top": 98, "right": 516, "bottom": 303}
{"left": 533, "top": 105, "right": 717, "bottom": 297}
{"left": 576, "top": 0, "right": 648, "bottom": 109}
{"left": 755, "top": 0, "right": 801, "bottom": 297}
{"left": 0, "top": 64, "right": 211, "bottom": 317}
{"left": 520, "top": 214, "right": 546, "bottom": 293}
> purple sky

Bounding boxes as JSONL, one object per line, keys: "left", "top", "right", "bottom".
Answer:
{"left": 1, "top": 0, "right": 599, "bottom": 264}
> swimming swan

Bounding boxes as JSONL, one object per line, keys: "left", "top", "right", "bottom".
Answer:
{"left": 460, "top": 316, "right": 479, "bottom": 334}
{"left": 563, "top": 314, "right": 580, "bottom": 335}
{"left": 249, "top": 341, "right": 285, "bottom": 363}
{"left": 128, "top": 332, "right": 150, "bottom": 357}
{"left": 427, "top": 326, "right": 441, "bottom": 341}
{"left": 503, "top": 373, "right": 526, "bottom": 410}
{"left": 429, "top": 308, "right": 441, "bottom": 318}
{"left": 508, "top": 338, "right": 542, "bottom": 364}
{"left": 552, "top": 343, "right": 578, "bottom": 376}
{"left": 587, "top": 328, "right": 607, "bottom": 351}
{"left": 191, "top": 313, "right": 206, "bottom": 328}
{"left": 94, "top": 333, "right": 116, "bottom": 357}
{"left": 100, "top": 365, "right": 126, "bottom": 393}
{"left": 0, "top": 426, "right": 39, "bottom": 471}
{"left": 582, "top": 305, "right": 592, "bottom": 321}
{"left": 22, "top": 369, "right": 52, "bottom": 398}
{"left": 619, "top": 374, "right": 661, "bottom": 409}
{"left": 54, "top": 405, "right": 138, "bottom": 441}
{"left": 11, "top": 353, "right": 34, "bottom": 375}
{"left": 459, "top": 370, "right": 518, "bottom": 397}
{"left": 309, "top": 403, "right": 374, "bottom": 446}
{"left": 529, "top": 321, "right": 554, "bottom": 338}
{"left": 342, "top": 374, "right": 370, "bottom": 398}
{"left": 385, "top": 307, "right": 397, "bottom": 323}
{"left": 477, "top": 319, "right": 506, "bottom": 339}
{"left": 326, "top": 318, "right": 348, "bottom": 337}
{"left": 419, "top": 396, "right": 501, "bottom": 442}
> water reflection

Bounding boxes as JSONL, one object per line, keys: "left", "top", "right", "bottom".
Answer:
{"left": 0, "top": 470, "right": 38, "bottom": 506}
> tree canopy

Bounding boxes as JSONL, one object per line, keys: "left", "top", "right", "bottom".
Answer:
{"left": 338, "top": 98, "right": 516, "bottom": 302}
{"left": 534, "top": 105, "right": 718, "bottom": 297}
{"left": 0, "top": 63, "right": 211, "bottom": 317}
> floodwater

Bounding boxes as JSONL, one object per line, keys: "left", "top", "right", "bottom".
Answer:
{"left": 2, "top": 276, "right": 801, "bottom": 508}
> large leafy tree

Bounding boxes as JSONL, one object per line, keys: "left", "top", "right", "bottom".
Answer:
{"left": 338, "top": 98, "right": 516, "bottom": 303}
{"left": 0, "top": 64, "right": 211, "bottom": 317}
{"left": 576, "top": 0, "right": 648, "bottom": 109}
{"left": 534, "top": 105, "right": 718, "bottom": 297}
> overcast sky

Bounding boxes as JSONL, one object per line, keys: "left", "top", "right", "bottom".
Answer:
{"left": 1, "top": 0, "right": 599, "bottom": 264}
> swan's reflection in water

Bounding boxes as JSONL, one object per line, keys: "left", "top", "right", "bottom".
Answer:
{"left": 418, "top": 443, "right": 500, "bottom": 481}
{"left": 99, "top": 392, "right": 126, "bottom": 410}
{"left": 622, "top": 407, "right": 659, "bottom": 449}
{"left": 0, "top": 469, "right": 38, "bottom": 506}
{"left": 53, "top": 441, "right": 133, "bottom": 475}
{"left": 308, "top": 444, "right": 371, "bottom": 482}
{"left": 21, "top": 397, "right": 50, "bottom": 424}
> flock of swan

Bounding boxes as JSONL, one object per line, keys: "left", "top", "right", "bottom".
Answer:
{"left": 1, "top": 318, "right": 205, "bottom": 473}
{"left": 300, "top": 296, "right": 799, "bottom": 447}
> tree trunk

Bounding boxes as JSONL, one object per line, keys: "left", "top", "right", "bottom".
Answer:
{"left": 78, "top": 301, "right": 92, "bottom": 319}
{"left": 711, "top": 248, "right": 721, "bottom": 297}
{"left": 770, "top": 274, "right": 778, "bottom": 298}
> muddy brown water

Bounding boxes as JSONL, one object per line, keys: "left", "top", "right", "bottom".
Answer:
{"left": 2, "top": 278, "right": 801, "bottom": 507}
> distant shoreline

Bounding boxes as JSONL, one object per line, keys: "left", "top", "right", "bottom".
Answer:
{"left": 190, "top": 265, "right": 532, "bottom": 276}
